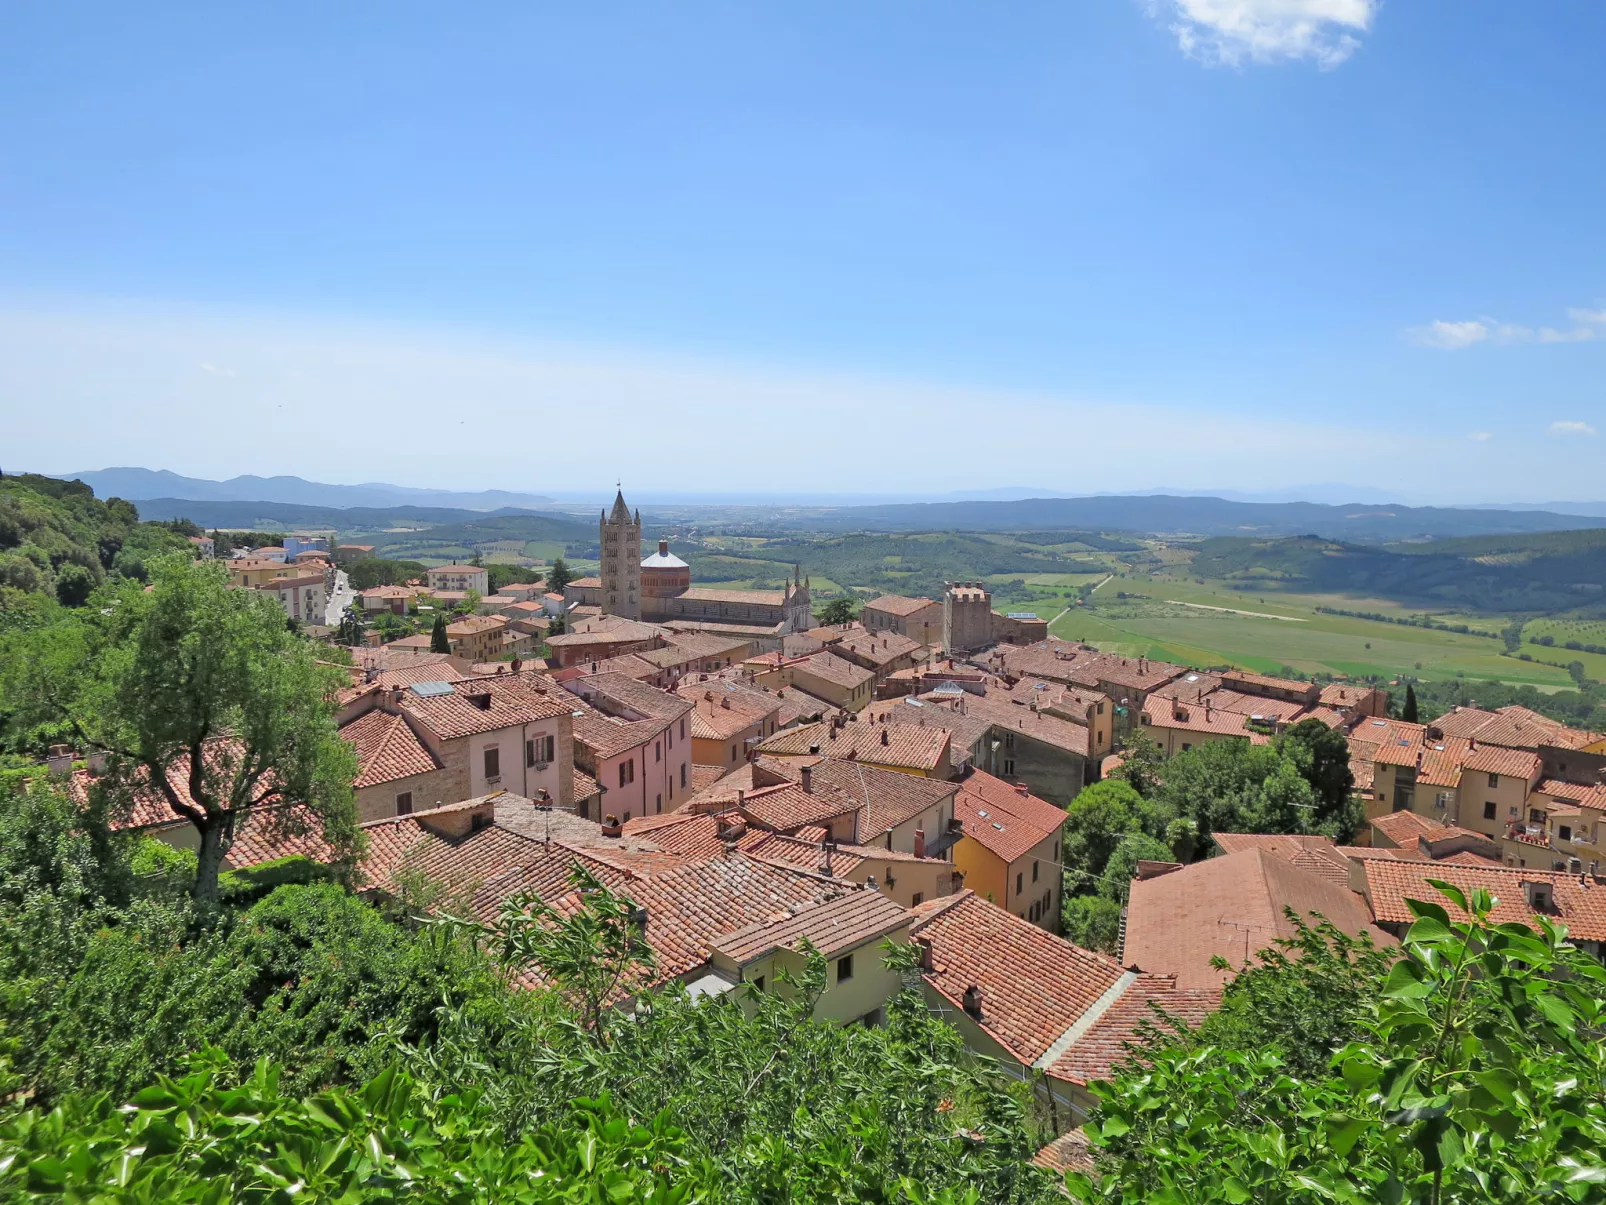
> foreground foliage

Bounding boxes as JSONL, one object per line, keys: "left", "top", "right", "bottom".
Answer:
{"left": 1072, "top": 884, "right": 1606, "bottom": 1204}
{"left": 2, "top": 1052, "right": 705, "bottom": 1203}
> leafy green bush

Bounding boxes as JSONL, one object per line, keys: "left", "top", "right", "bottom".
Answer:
{"left": 1070, "top": 885, "right": 1606, "bottom": 1203}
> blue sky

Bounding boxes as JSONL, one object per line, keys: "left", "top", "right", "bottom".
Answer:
{"left": 2, "top": 2, "right": 1603, "bottom": 501}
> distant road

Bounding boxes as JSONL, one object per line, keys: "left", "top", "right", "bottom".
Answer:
{"left": 1166, "top": 599, "right": 1305, "bottom": 622}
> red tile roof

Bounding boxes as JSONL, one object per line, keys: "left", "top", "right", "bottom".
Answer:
{"left": 341, "top": 709, "right": 443, "bottom": 788}
{"left": 1461, "top": 745, "right": 1542, "bottom": 779}
{"left": 756, "top": 719, "right": 951, "bottom": 773}
{"left": 909, "top": 891, "right": 1129, "bottom": 1066}
{"left": 711, "top": 888, "right": 909, "bottom": 964}
{"left": 1124, "top": 848, "right": 1394, "bottom": 990}
{"left": 954, "top": 770, "right": 1067, "bottom": 864}
{"left": 401, "top": 675, "right": 571, "bottom": 740}
{"left": 1045, "top": 974, "right": 1220, "bottom": 1086}
{"left": 864, "top": 594, "right": 939, "bottom": 617}
{"left": 1359, "top": 859, "right": 1606, "bottom": 940}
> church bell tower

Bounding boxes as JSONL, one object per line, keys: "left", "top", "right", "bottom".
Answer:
{"left": 599, "top": 489, "right": 642, "bottom": 619}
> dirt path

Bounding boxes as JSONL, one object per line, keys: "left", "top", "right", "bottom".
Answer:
{"left": 1165, "top": 599, "right": 1306, "bottom": 622}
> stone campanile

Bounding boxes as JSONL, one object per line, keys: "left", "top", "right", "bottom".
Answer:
{"left": 599, "top": 489, "right": 642, "bottom": 619}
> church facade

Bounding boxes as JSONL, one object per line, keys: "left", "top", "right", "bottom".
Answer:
{"left": 574, "top": 490, "right": 812, "bottom": 633}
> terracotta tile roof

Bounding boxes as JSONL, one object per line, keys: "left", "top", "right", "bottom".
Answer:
{"left": 862, "top": 697, "right": 994, "bottom": 759}
{"left": 572, "top": 768, "right": 603, "bottom": 801}
{"left": 623, "top": 854, "right": 850, "bottom": 983}
{"left": 1033, "top": 1130, "right": 1094, "bottom": 1173}
{"left": 1416, "top": 738, "right": 1474, "bottom": 788}
{"left": 954, "top": 770, "right": 1067, "bottom": 864}
{"left": 1205, "top": 690, "right": 1312, "bottom": 722}
{"left": 799, "top": 757, "right": 958, "bottom": 838}
{"left": 1431, "top": 705, "right": 1601, "bottom": 751}
{"left": 341, "top": 709, "right": 443, "bottom": 788}
{"left": 1124, "top": 848, "right": 1394, "bottom": 991}
{"left": 756, "top": 719, "right": 951, "bottom": 774}
{"left": 1210, "top": 832, "right": 1354, "bottom": 885}
{"left": 1368, "top": 809, "right": 1485, "bottom": 847}
{"left": 567, "top": 673, "right": 692, "bottom": 723}
{"left": 674, "top": 585, "right": 790, "bottom": 607}
{"left": 573, "top": 653, "right": 661, "bottom": 681}
{"left": 864, "top": 594, "right": 939, "bottom": 617}
{"left": 1359, "top": 860, "right": 1606, "bottom": 940}
{"left": 682, "top": 690, "right": 773, "bottom": 740}
{"left": 923, "top": 691, "right": 1092, "bottom": 757}
{"left": 832, "top": 629, "right": 925, "bottom": 668}
{"left": 909, "top": 891, "right": 1129, "bottom": 1066}
{"left": 1320, "top": 683, "right": 1375, "bottom": 708}
{"left": 712, "top": 888, "right": 909, "bottom": 964}
{"left": 1537, "top": 779, "right": 1606, "bottom": 808}
{"left": 572, "top": 711, "right": 669, "bottom": 761}
{"left": 1045, "top": 975, "right": 1220, "bottom": 1086}
{"left": 1461, "top": 745, "right": 1542, "bottom": 779}
{"left": 401, "top": 675, "right": 571, "bottom": 740}
{"left": 738, "top": 782, "right": 863, "bottom": 835}
{"left": 568, "top": 576, "right": 601, "bottom": 588}
{"left": 445, "top": 614, "right": 507, "bottom": 636}
{"left": 690, "top": 763, "right": 733, "bottom": 793}
{"left": 1217, "top": 670, "right": 1316, "bottom": 697}
{"left": 1069, "top": 652, "right": 1185, "bottom": 694}
{"left": 374, "top": 661, "right": 468, "bottom": 688}
{"left": 790, "top": 650, "right": 875, "bottom": 691}
{"left": 1140, "top": 698, "right": 1258, "bottom": 739}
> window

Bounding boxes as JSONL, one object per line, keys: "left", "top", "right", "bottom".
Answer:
{"left": 1489, "top": 773, "right": 1500, "bottom": 788}
{"left": 836, "top": 955, "right": 853, "bottom": 983}
{"left": 1181, "top": 743, "right": 1192, "bottom": 753}
{"left": 680, "top": 719, "right": 686, "bottom": 741}
{"left": 1003, "top": 759, "right": 1015, "bottom": 776}
{"left": 395, "top": 791, "right": 413, "bottom": 814}
{"left": 619, "top": 760, "right": 635, "bottom": 787}
{"left": 1530, "top": 809, "right": 1544, "bottom": 823}
{"left": 753, "top": 975, "right": 765, "bottom": 993}
{"left": 1484, "top": 801, "right": 1497, "bottom": 821}
{"left": 655, "top": 793, "right": 662, "bottom": 814}
{"left": 1560, "top": 825, "right": 1573, "bottom": 842}
{"left": 1016, "top": 872, "right": 1024, "bottom": 895}
{"left": 483, "top": 746, "right": 500, "bottom": 780}
{"left": 1029, "top": 900, "right": 1039, "bottom": 922}
{"left": 667, "top": 726, "right": 672, "bottom": 749}
{"left": 911, "top": 892, "right": 923, "bottom": 906}
{"left": 655, "top": 741, "right": 661, "bottom": 763}
{"left": 1032, "top": 861, "right": 1039, "bottom": 882}
{"left": 680, "top": 763, "right": 687, "bottom": 788}
{"left": 526, "top": 735, "right": 554, "bottom": 767}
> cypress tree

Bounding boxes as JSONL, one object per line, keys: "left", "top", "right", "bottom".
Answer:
{"left": 1402, "top": 683, "right": 1419, "bottom": 723}
{"left": 430, "top": 612, "right": 450, "bottom": 654}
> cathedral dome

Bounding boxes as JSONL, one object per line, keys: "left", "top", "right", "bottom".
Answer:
{"left": 642, "top": 538, "right": 688, "bottom": 569}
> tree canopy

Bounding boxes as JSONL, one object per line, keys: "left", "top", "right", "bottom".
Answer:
{"left": 1, "top": 554, "right": 358, "bottom": 905}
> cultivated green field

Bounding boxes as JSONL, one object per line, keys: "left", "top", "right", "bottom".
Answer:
{"left": 1048, "top": 574, "right": 1578, "bottom": 688}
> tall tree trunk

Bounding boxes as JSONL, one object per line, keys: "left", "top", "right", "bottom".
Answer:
{"left": 193, "top": 816, "right": 228, "bottom": 908}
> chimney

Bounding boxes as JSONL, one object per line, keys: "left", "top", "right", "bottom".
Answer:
{"left": 1015, "top": 783, "right": 1029, "bottom": 798}
{"left": 1470, "top": 737, "right": 1478, "bottom": 751}
{"left": 511, "top": 657, "right": 522, "bottom": 673}
{"left": 917, "top": 936, "right": 934, "bottom": 970}
{"left": 737, "top": 789, "right": 746, "bottom": 808}
{"left": 819, "top": 838, "right": 833, "bottom": 876}
{"left": 914, "top": 827, "right": 926, "bottom": 858}
{"left": 659, "top": 539, "right": 669, "bottom": 556}
{"left": 801, "top": 764, "right": 813, "bottom": 793}
{"left": 880, "top": 728, "right": 889, "bottom": 746}
{"left": 962, "top": 985, "right": 984, "bottom": 1019}
{"left": 601, "top": 813, "right": 623, "bottom": 838}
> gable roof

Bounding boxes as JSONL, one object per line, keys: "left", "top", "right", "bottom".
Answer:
{"left": 864, "top": 594, "right": 939, "bottom": 617}
{"left": 954, "top": 770, "right": 1067, "bottom": 864}
{"left": 711, "top": 888, "right": 910, "bottom": 965}
{"left": 1360, "top": 859, "right": 1606, "bottom": 940}
{"left": 1124, "top": 848, "right": 1394, "bottom": 990}
{"left": 756, "top": 719, "right": 951, "bottom": 774}
{"left": 341, "top": 709, "right": 443, "bottom": 788}
{"left": 401, "top": 675, "right": 571, "bottom": 740}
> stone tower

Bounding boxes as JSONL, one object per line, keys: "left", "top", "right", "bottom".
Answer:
{"left": 943, "top": 581, "right": 993, "bottom": 656}
{"left": 599, "top": 489, "right": 642, "bottom": 619}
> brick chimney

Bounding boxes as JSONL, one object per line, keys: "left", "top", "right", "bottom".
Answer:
{"left": 914, "top": 828, "right": 926, "bottom": 858}
{"left": 601, "top": 813, "right": 623, "bottom": 838}
{"left": 916, "top": 936, "right": 934, "bottom": 970}
{"left": 801, "top": 764, "right": 813, "bottom": 793}
{"left": 962, "top": 985, "right": 984, "bottom": 1018}
{"left": 1014, "top": 783, "right": 1029, "bottom": 798}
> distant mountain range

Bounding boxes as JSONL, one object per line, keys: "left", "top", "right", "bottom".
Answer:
{"left": 44, "top": 468, "right": 556, "bottom": 512}
{"left": 783, "top": 495, "right": 1606, "bottom": 541}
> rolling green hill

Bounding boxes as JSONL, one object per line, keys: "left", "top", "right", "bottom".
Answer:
{"left": 1184, "top": 532, "right": 1606, "bottom": 614}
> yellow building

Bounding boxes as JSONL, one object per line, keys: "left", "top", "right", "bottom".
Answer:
{"left": 948, "top": 770, "right": 1067, "bottom": 930}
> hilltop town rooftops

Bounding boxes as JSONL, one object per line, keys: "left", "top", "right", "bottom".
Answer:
{"left": 400, "top": 675, "right": 572, "bottom": 740}
{"left": 756, "top": 719, "right": 951, "bottom": 774}
{"left": 711, "top": 889, "right": 909, "bottom": 965}
{"left": 445, "top": 614, "right": 507, "bottom": 636}
{"left": 1359, "top": 859, "right": 1606, "bottom": 940}
{"left": 789, "top": 651, "right": 875, "bottom": 690}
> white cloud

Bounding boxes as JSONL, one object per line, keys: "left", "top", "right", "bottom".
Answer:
{"left": 0, "top": 295, "right": 1410, "bottom": 496}
{"left": 1549, "top": 421, "right": 1597, "bottom": 437}
{"left": 1468, "top": 430, "right": 1492, "bottom": 441}
{"left": 1157, "top": 0, "right": 1376, "bottom": 68}
{"left": 1409, "top": 319, "right": 1489, "bottom": 350}
{"left": 1410, "top": 304, "right": 1606, "bottom": 350}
